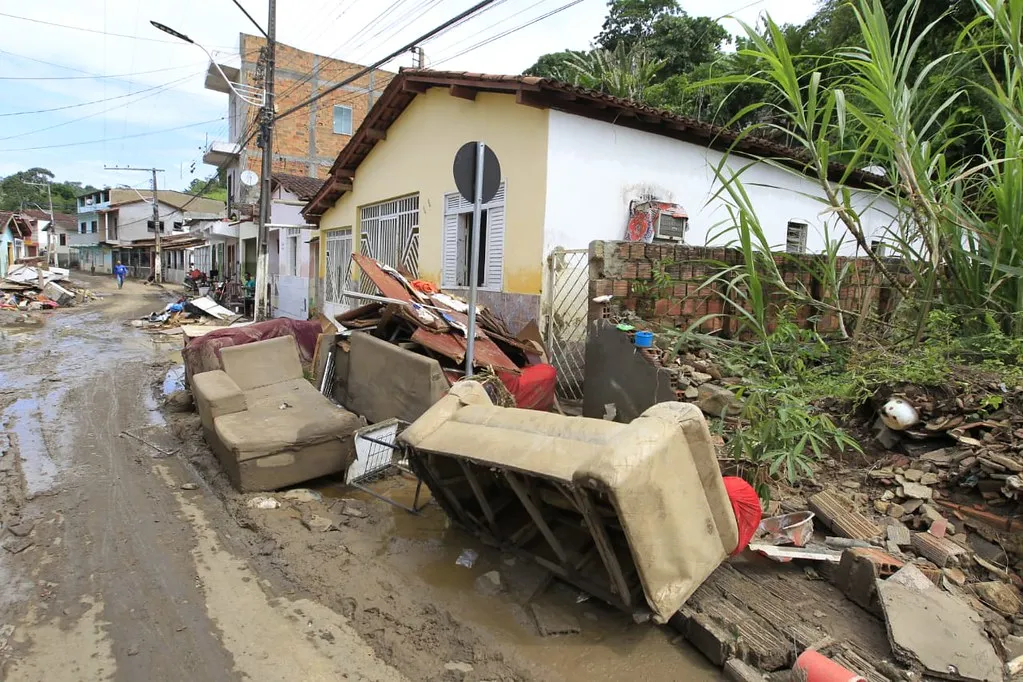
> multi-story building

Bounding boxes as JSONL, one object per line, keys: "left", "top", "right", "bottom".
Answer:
{"left": 203, "top": 33, "right": 392, "bottom": 211}
{"left": 73, "top": 188, "right": 224, "bottom": 282}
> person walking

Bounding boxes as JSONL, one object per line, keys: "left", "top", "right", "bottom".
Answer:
{"left": 114, "top": 261, "right": 128, "bottom": 289}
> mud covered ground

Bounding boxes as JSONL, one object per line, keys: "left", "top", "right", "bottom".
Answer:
{"left": 0, "top": 274, "right": 719, "bottom": 681}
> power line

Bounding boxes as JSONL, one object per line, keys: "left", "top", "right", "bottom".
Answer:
{"left": 0, "top": 117, "right": 225, "bottom": 153}
{"left": 431, "top": 0, "right": 586, "bottom": 67}
{"left": 0, "top": 11, "right": 237, "bottom": 48}
{"left": 0, "top": 73, "right": 204, "bottom": 117}
{"left": 0, "top": 50, "right": 213, "bottom": 81}
{"left": 275, "top": 0, "right": 502, "bottom": 123}
{"left": 0, "top": 71, "right": 203, "bottom": 142}
{"left": 427, "top": 0, "right": 543, "bottom": 56}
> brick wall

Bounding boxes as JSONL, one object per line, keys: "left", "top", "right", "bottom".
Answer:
{"left": 587, "top": 240, "right": 904, "bottom": 338}
{"left": 238, "top": 34, "right": 393, "bottom": 179}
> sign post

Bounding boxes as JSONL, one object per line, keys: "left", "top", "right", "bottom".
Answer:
{"left": 452, "top": 141, "right": 501, "bottom": 378}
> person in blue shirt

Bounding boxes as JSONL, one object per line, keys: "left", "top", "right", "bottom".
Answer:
{"left": 113, "top": 261, "right": 128, "bottom": 289}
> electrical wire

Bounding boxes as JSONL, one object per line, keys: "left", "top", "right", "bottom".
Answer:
{"left": 0, "top": 11, "right": 237, "bottom": 48}
{"left": 429, "top": 0, "right": 586, "bottom": 67}
{"left": 0, "top": 70, "right": 204, "bottom": 142}
{"left": 0, "top": 50, "right": 210, "bottom": 81}
{"left": 426, "top": 0, "right": 545, "bottom": 56}
{"left": 275, "top": 0, "right": 502, "bottom": 123}
{"left": 0, "top": 117, "right": 225, "bottom": 153}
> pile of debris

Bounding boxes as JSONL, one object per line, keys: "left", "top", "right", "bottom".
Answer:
{"left": 133, "top": 295, "right": 243, "bottom": 331}
{"left": 333, "top": 254, "right": 556, "bottom": 411}
{"left": 1, "top": 264, "right": 95, "bottom": 311}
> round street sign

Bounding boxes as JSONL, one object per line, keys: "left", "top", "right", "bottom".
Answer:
{"left": 453, "top": 142, "right": 501, "bottom": 205}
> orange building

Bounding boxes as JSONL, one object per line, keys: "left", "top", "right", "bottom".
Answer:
{"left": 203, "top": 33, "right": 393, "bottom": 212}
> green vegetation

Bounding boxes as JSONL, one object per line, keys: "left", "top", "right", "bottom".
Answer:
{"left": 0, "top": 168, "right": 96, "bottom": 214}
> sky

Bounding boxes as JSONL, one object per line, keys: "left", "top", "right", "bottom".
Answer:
{"left": 0, "top": 0, "right": 817, "bottom": 195}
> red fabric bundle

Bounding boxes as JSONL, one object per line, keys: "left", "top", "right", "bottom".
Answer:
{"left": 497, "top": 364, "right": 557, "bottom": 412}
{"left": 722, "top": 476, "right": 762, "bottom": 555}
{"left": 183, "top": 318, "right": 322, "bottom": 384}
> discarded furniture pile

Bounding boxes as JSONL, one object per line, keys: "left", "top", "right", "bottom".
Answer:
{"left": 399, "top": 382, "right": 740, "bottom": 623}
{"left": 327, "top": 254, "right": 556, "bottom": 414}
{"left": 191, "top": 334, "right": 363, "bottom": 492}
{"left": 1, "top": 264, "right": 94, "bottom": 311}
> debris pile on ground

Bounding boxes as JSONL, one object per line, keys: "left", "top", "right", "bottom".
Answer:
{"left": 133, "top": 295, "right": 242, "bottom": 331}
{"left": 333, "top": 253, "right": 557, "bottom": 411}
{"left": 1, "top": 264, "right": 96, "bottom": 312}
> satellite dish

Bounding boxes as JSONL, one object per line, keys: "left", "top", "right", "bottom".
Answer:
{"left": 240, "top": 170, "right": 259, "bottom": 187}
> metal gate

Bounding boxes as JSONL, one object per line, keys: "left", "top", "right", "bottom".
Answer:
{"left": 542, "top": 248, "right": 590, "bottom": 402}
{"left": 324, "top": 228, "right": 353, "bottom": 308}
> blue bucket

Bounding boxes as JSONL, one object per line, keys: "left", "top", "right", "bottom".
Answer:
{"left": 634, "top": 330, "right": 654, "bottom": 348}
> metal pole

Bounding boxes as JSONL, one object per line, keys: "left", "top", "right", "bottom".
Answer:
{"left": 255, "top": 0, "right": 276, "bottom": 321}
{"left": 152, "top": 168, "right": 162, "bottom": 283}
{"left": 45, "top": 183, "right": 54, "bottom": 267}
{"left": 465, "top": 141, "right": 485, "bottom": 378}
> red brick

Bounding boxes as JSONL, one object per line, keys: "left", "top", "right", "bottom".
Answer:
{"left": 668, "top": 301, "right": 682, "bottom": 316}
{"left": 629, "top": 243, "right": 646, "bottom": 259}
{"left": 622, "top": 262, "right": 638, "bottom": 279}
{"left": 590, "top": 279, "right": 611, "bottom": 297}
{"left": 654, "top": 298, "right": 669, "bottom": 316}
{"left": 637, "top": 262, "right": 653, "bottom": 280}
{"left": 611, "top": 280, "right": 629, "bottom": 297}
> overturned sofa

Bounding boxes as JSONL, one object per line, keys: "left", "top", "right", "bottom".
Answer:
{"left": 192, "top": 335, "right": 363, "bottom": 492}
{"left": 399, "top": 382, "right": 739, "bottom": 622}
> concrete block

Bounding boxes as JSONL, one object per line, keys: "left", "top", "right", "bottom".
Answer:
{"left": 834, "top": 547, "right": 904, "bottom": 615}
{"left": 809, "top": 490, "right": 882, "bottom": 540}
{"left": 677, "top": 608, "right": 735, "bottom": 666}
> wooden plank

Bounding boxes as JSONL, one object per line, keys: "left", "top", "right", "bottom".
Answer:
{"left": 505, "top": 471, "right": 569, "bottom": 565}
{"left": 574, "top": 488, "right": 633, "bottom": 607}
{"left": 458, "top": 460, "right": 498, "bottom": 536}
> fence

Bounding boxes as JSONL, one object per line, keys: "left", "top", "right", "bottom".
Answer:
{"left": 542, "top": 248, "right": 590, "bottom": 402}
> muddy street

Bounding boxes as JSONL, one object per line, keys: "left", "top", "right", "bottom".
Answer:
{"left": 0, "top": 275, "right": 718, "bottom": 681}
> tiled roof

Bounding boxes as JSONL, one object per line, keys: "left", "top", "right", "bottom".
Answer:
{"left": 106, "top": 190, "right": 225, "bottom": 215}
{"left": 304, "top": 69, "right": 886, "bottom": 218}
{"left": 20, "top": 209, "right": 76, "bottom": 231}
{"left": 273, "top": 173, "right": 324, "bottom": 201}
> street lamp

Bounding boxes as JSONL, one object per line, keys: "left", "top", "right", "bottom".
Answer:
{"left": 150, "top": 21, "right": 265, "bottom": 106}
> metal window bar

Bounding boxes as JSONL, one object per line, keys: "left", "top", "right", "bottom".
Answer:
{"left": 346, "top": 419, "right": 428, "bottom": 514}
{"left": 542, "top": 248, "right": 591, "bottom": 402}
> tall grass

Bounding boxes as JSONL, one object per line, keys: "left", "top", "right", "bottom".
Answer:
{"left": 698, "top": 0, "right": 1023, "bottom": 343}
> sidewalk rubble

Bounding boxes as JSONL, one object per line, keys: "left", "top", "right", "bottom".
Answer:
{"left": 1, "top": 264, "right": 96, "bottom": 311}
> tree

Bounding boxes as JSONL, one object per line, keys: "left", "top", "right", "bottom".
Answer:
{"left": 564, "top": 43, "right": 666, "bottom": 101}
{"left": 523, "top": 50, "right": 586, "bottom": 80}
{"left": 0, "top": 168, "right": 95, "bottom": 213}
{"left": 596, "top": 0, "right": 681, "bottom": 52}
{"left": 186, "top": 172, "right": 227, "bottom": 202}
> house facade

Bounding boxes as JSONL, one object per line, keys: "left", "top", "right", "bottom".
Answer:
{"left": 0, "top": 212, "right": 33, "bottom": 276}
{"left": 303, "top": 70, "right": 898, "bottom": 330}
{"left": 74, "top": 188, "right": 223, "bottom": 281}
{"left": 21, "top": 209, "right": 77, "bottom": 267}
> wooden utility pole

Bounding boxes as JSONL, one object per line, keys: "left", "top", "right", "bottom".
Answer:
{"left": 105, "top": 166, "right": 165, "bottom": 282}
{"left": 254, "top": 0, "right": 276, "bottom": 321}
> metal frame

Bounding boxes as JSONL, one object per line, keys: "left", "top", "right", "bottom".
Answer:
{"left": 542, "top": 247, "right": 590, "bottom": 401}
{"left": 347, "top": 419, "right": 428, "bottom": 514}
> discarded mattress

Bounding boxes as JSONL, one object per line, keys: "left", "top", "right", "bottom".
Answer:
{"left": 182, "top": 317, "right": 321, "bottom": 385}
{"left": 192, "top": 335, "right": 362, "bottom": 492}
{"left": 399, "top": 382, "right": 739, "bottom": 622}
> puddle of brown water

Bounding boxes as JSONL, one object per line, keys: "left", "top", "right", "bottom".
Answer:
{"left": 320, "top": 475, "right": 721, "bottom": 682}
{"left": 3, "top": 398, "right": 59, "bottom": 497}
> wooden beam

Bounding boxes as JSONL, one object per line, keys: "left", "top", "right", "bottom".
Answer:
{"left": 574, "top": 488, "right": 633, "bottom": 607}
{"left": 402, "top": 81, "right": 430, "bottom": 94}
{"left": 515, "top": 89, "right": 547, "bottom": 110}
{"left": 458, "top": 460, "right": 498, "bottom": 536}
{"left": 505, "top": 471, "right": 568, "bottom": 564}
{"left": 364, "top": 128, "right": 387, "bottom": 141}
{"left": 448, "top": 84, "right": 477, "bottom": 101}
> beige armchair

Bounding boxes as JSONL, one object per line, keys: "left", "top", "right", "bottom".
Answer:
{"left": 192, "top": 335, "right": 363, "bottom": 492}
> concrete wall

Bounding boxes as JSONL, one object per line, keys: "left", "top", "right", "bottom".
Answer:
{"left": 318, "top": 87, "right": 550, "bottom": 299}
{"left": 543, "top": 110, "right": 897, "bottom": 256}
{"left": 116, "top": 202, "right": 188, "bottom": 243}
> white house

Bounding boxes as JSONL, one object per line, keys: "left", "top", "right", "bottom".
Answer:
{"left": 74, "top": 188, "right": 224, "bottom": 281}
{"left": 303, "top": 70, "right": 898, "bottom": 330}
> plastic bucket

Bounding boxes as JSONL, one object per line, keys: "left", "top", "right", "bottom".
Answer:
{"left": 793, "top": 650, "right": 867, "bottom": 682}
{"left": 634, "top": 331, "right": 654, "bottom": 348}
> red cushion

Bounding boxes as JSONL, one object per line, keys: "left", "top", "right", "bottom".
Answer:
{"left": 723, "top": 476, "right": 762, "bottom": 555}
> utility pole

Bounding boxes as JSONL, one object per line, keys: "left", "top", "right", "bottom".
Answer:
{"left": 255, "top": 0, "right": 276, "bottom": 321}
{"left": 25, "top": 180, "right": 55, "bottom": 266}
{"left": 106, "top": 166, "right": 165, "bottom": 283}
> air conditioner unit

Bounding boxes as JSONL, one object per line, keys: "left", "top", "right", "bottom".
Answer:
{"left": 85, "top": 198, "right": 94, "bottom": 205}
{"left": 626, "top": 201, "right": 689, "bottom": 243}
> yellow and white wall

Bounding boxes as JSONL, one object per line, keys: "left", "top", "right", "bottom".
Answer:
{"left": 318, "top": 87, "right": 550, "bottom": 329}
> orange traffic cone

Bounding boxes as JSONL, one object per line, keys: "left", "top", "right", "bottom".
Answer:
{"left": 793, "top": 650, "right": 867, "bottom": 682}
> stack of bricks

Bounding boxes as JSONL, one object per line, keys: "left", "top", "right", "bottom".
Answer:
{"left": 587, "top": 240, "right": 908, "bottom": 340}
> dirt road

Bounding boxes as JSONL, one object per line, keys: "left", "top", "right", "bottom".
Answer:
{"left": 0, "top": 274, "right": 718, "bottom": 681}
{"left": 0, "top": 277, "right": 403, "bottom": 681}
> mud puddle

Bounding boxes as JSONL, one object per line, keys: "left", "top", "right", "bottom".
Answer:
{"left": 321, "top": 475, "right": 721, "bottom": 682}
{"left": 3, "top": 398, "right": 59, "bottom": 497}
{"left": 162, "top": 365, "right": 185, "bottom": 395}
